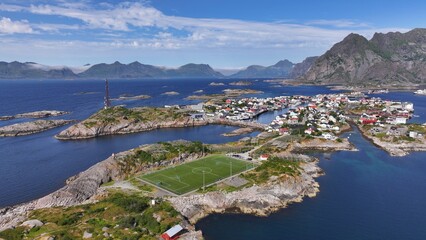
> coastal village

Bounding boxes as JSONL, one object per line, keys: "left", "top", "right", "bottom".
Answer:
{"left": 184, "top": 91, "right": 422, "bottom": 148}
{"left": 2, "top": 2, "right": 426, "bottom": 239}
{"left": 1, "top": 87, "right": 426, "bottom": 239}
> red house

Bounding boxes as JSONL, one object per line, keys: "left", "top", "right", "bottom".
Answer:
{"left": 161, "top": 224, "right": 184, "bottom": 240}
{"left": 360, "top": 118, "right": 378, "bottom": 125}
{"left": 279, "top": 128, "right": 290, "bottom": 135}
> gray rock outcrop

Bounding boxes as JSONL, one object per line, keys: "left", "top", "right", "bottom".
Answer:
{"left": 0, "top": 110, "right": 69, "bottom": 121}
{"left": 20, "top": 219, "right": 43, "bottom": 229}
{"left": 302, "top": 28, "right": 426, "bottom": 86}
{"left": 56, "top": 115, "right": 266, "bottom": 140}
{"left": 0, "top": 146, "right": 204, "bottom": 231}
{"left": 169, "top": 159, "right": 322, "bottom": 223}
{"left": 0, "top": 120, "right": 73, "bottom": 136}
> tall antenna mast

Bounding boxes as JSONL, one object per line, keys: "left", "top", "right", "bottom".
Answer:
{"left": 104, "top": 79, "right": 111, "bottom": 109}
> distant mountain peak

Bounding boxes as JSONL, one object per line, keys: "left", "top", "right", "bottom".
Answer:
{"left": 78, "top": 61, "right": 223, "bottom": 79}
{"left": 302, "top": 28, "right": 426, "bottom": 86}
{"left": 273, "top": 59, "right": 294, "bottom": 68}
{"left": 230, "top": 60, "right": 295, "bottom": 78}
{"left": 0, "top": 61, "right": 77, "bottom": 79}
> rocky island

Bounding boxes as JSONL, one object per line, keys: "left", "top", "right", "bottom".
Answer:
{"left": 55, "top": 106, "right": 266, "bottom": 140}
{"left": 0, "top": 123, "right": 357, "bottom": 239}
{"left": 162, "top": 91, "right": 180, "bottom": 95}
{"left": 222, "top": 127, "right": 255, "bottom": 137}
{"left": 170, "top": 156, "right": 322, "bottom": 224}
{"left": 3, "top": 90, "right": 421, "bottom": 239}
{"left": 186, "top": 88, "right": 263, "bottom": 101}
{"left": 0, "top": 141, "right": 208, "bottom": 238}
{"left": 1, "top": 129, "right": 346, "bottom": 239}
{"left": 357, "top": 123, "right": 426, "bottom": 156}
{"left": 209, "top": 82, "right": 225, "bottom": 86}
{"left": 0, "top": 120, "right": 74, "bottom": 137}
{"left": 0, "top": 90, "right": 365, "bottom": 239}
{"left": 229, "top": 80, "right": 252, "bottom": 86}
{"left": 113, "top": 94, "right": 151, "bottom": 100}
{"left": 0, "top": 110, "right": 70, "bottom": 121}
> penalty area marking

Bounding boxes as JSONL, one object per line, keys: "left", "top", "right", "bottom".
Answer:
{"left": 192, "top": 167, "right": 213, "bottom": 174}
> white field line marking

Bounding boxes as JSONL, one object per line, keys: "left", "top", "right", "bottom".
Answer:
{"left": 137, "top": 178, "right": 178, "bottom": 197}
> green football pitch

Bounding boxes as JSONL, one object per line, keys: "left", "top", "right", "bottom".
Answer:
{"left": 139, "top": 155, "right": 254, "bottom": 195}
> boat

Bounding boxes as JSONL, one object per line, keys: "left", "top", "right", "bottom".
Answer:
{"left": 414, "top": 89, "right": 426, "bottom": 95}
{"left": 368, "top": 89, "right": 389, "bottom": 94}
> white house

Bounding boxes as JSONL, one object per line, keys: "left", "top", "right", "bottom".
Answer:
{"left": 322, "top": 133, "right": 335, "bottom": 140}
{"left": 409, "top": 131, "right": 423, "bottom": 138}
{"left": 395, "top": 117, "right": 407, "bottom": 124}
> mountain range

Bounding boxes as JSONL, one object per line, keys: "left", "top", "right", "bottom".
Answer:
{"left": 302, "top": 28, "right": 426, "bottom": 86}
{"left": 3, "top": 28, "right": 426, "bottom": 84}
{"left": 230, "top": 59, "right": 295, "bottom": 78}
{"left": 0, "top": 61, "right": 224, "bottom": 80}
{"left": 229, "top": 57, "right": 319, "bottom": 79}
{"left": 0, "top": 58, "right": 316, "bottom": 80}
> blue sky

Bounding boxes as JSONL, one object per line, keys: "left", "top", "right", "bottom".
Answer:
{"left": 0, "top": 0, "right": 424, "bottom": 69}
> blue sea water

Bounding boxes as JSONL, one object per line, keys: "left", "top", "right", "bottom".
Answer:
{"left": 197, "top": 127, "right": 426, "bottom": 240}
{"left": 0, "top": 79, "right": 336, "bottom": 207}
{"left": 196, "top": 90, "right": 426, "bottom": 240}
{"left": 1, "top": 79, "right": 426, "bottom": 240}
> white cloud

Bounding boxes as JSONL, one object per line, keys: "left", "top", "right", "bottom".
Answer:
{"left": 0, "top": 2, "right": 408, "bottom": 47}
{"left": 0, "top": 17, "right": 34, "bottom": 34}
{"left": 306, "top": 19, "right": 370, "bottom": 28}
{"left": 0, "top": 3, "right": 26, "bottom": 12}
{"left": 27, "top": 2, "right": 162, "bottom": 31}
{"left": 0, "top": 2, "right": 412, "bottom": 66}
{"left": 34, "top": 23, "right": 81, "bottom": 32}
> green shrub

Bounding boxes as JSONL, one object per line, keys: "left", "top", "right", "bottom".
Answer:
{"left": 58, "top": 212, "right": 83, "bottom": 226}
{"left": 108, "top": 193, "right": 149, "bottom": 213}
{"left": 0, "top": 227, "right": 25, "bottom": 240}
{"left": 244, "top": 157, "right": 301, "bottom": 184}
{"left": 55, "top": 230, "right": 75, "bottom": 240}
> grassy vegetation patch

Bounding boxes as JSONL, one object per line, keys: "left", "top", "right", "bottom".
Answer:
{"left": 1, "top": 193, "right": 182, "bottom": 240}
{"left": 242, "top": 156, "right": 301, "bottom": 184}
{"left": 140, "top": 155, "right": 254, "bottom": 195}
{"left": 90, "top": 106, "right": 190, "bottom": 125}
{"left": 250, "top": 140, "right": 292, "bottom": 159}
{"left": 408, "top": 124, "right": 426, "bottom": 134}
{"left": 117, "top": 141, "right": 209, "bottom": 175}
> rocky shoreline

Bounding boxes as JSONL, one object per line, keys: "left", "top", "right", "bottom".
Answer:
{"left": 356, "top": 124, "right": 426, "bottom": 156}
{"left": 0, "top": 120, "right": 74, "bottom": 137}
{"left": 186, "top": 89, "right": 263, "bottom": 101}
{"left": 113, "top": 94, "right": 151, "bottom": 100}
{"left": 0, "top": 134, "right": 351, "bottom": 238}
{"left": 55, "top": 116, "right": 266, "bottom": 140}
{"left": 169, "top": 158, "right": 322, "bottom": 224}
{"left": 0, "top": 110, "right": 69, "bottom": 121}
{"left": 264, "top": 80, "right": 421, "bottom": 92}
{"left": 0, "top": 146, "right": 204, "bottom": 231}
{"left": 229, "top": 80, "right": 252, "bottom": 86}
{"left": 221, "top": 127, "right": 256, "bottom": 137}
{"left": 293, "top": 138, "right": 357, "bottom": 152}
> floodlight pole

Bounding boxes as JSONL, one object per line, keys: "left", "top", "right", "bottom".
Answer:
{"left": 202, "top": 170, "right": 205, "bottom": 191}
{"left": 230, "top": 162, "right": 233, "bottom": 177}
{"left": 202, "top": 144, "right": 204, "bottom": 156}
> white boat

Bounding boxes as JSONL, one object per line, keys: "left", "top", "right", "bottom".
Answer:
{"left": 414, "top": 89, "right": 426, "bottom": 95}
